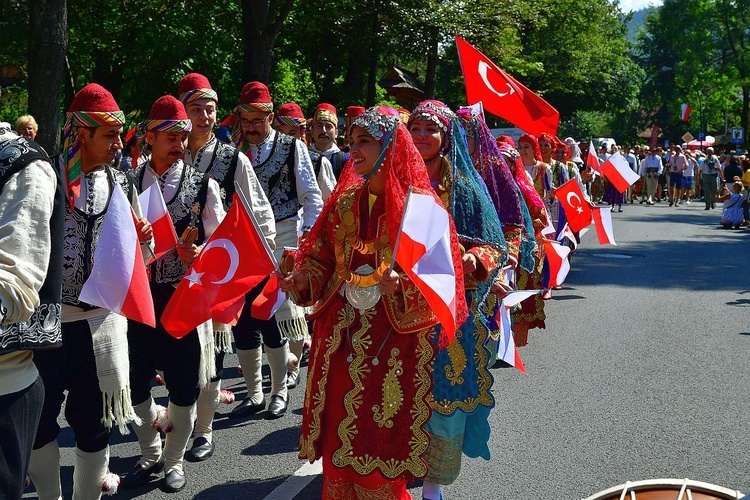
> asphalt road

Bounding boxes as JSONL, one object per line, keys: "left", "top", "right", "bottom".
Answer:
{"left": 25, "top": 199, "right": 750, "bottom": 499}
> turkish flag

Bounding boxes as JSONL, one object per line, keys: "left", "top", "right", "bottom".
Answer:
{"left": 456, "top": 35, "right": 559, "bottom": 137}
{"left": 600, "top": 152, "right": 640, "bottom": 193}
{"left": 554, "top": 179, "right": 592, "bottom": 232}
{"left": 161, "top": 192, "right": 276, "bottom": 338}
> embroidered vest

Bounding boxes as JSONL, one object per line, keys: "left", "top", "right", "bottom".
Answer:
{"left": 328, "top": 150, "right": 348, "bottom": 180}
{"left": 135, "top": 162, "right": 209, "bottom": 284}
{"left": 253, "top": 133, "right": 299, "bottom": 222}
{"left": 194, "top": 138, "right": 240, "bottom": 211}
{"left": 0, "top": 133, "right": 63, "bottom": 355}
{"left": 61, "top": 165, "right": 133, "bottom": 309}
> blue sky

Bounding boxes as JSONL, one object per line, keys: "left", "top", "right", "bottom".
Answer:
{"left": 620, "top": 0, "right": 662, "bottom": 12}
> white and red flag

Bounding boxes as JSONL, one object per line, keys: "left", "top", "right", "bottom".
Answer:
{"left": 554, "top": 179, "right": 592, "bottom": 232}
{"left": 161, "top": 192, "right": 277, "bottom": 338}
{"left": 592, "top": 207, "right": 617, "bottom": 245}
{"left": 556, "top": 222, "right": 578, "bottom": 251}
{"left": 79, "top": 184, "right": 155, "bottom": 326}
{"left": 542, "top": 240, "right": 571, "bottom": 288}
{"left": 496, "top": 290, "right": 542, "bottom": 374}
{"left": 251, "top": 273, "right": 286, "bottom": 320}
{"left": 456, "top": 35, "right": 559, "bottom": 137}
{"left": 681, "top": 103, "right": 692, "bottom": 122}
{"left": 394, "top": 190, "right": 458, "bottom": 338}
{"left": 600, "top": 152, "right": 640, "bottom": 193}
{"left": 138, "top": 183, "right": 178, "bottom": 260}
{"left": 587, "top": 142, "right": 601, "bottom": 171}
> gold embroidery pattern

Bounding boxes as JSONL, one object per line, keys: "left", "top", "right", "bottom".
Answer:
{"left": 299, "top": 305, "right": 348, "bottom": 462}
{"left": 424, "top": 432, "right": 464, "bottom": 484}
{"left": 444, "top": 331, "right": 466, "bottom": 386}
{"left": 431, "top": 295, "right": 494, "bottom": 415}
{"left": 372, "top": 348, "right": 404, "bottom": 428}
{"left": 334, "top": 324, "right": 434, "bottom": 479}
{"left": 324, "top": 478, "right": 355, "bottom": 499}
{"left": 353, "top": 482, "right": 400, "bottom": 500}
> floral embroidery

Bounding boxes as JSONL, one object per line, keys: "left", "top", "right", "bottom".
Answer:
{"left": 372, "top": 348, "right": 404, "bottom": 428}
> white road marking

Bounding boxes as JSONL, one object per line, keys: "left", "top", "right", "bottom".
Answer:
{"left": 262, "top": 458, "right": 322, "bottom": 500}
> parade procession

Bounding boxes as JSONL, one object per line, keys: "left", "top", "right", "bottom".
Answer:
{"left": 2, "top": 1, "right": 750, "bottom": 499}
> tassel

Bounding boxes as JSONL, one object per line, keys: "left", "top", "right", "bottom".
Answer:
{"left": 219, "top": 389, "right": 235, "bottom": 404}
{"left": 154, "top": 404, "right": 172, "bottom": 434}
{"left": 101, "top": 472, "right": 120, "bottom": 496}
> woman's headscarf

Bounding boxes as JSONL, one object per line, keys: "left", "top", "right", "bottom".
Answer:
{"left": 518, "top": 133, "right": 543, "bottom": 162}
{"left": 295, "top": 105, "right": 468, "bottom": 347}
{"left": 565, "top": 137, "right": 583, "bottom": 164}
{"left": 410, "top": 100, "right": 507, "bottom": 302}
{"left": 456, "top": 107, "right": 523, "bottom": 229}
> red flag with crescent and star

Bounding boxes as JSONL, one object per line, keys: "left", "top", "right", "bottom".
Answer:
{"left": 161, "top": 192, "right": 276, "bottom": 338}
{"left": 554, "top": 179, "right": 592, "bottom": 232}
{"left": 456, "top": 35, "right": 560, "bottom": 137}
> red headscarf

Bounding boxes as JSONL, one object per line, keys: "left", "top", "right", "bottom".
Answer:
{"left": 519, "top": 133, "right": 543, "bottom": 162}
{"left": 296, "top": 105, "right": 468, "bottom": 347}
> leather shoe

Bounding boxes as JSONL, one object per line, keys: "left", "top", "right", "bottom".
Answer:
{"left": 229, "top": 397, "right": 265, "bottom": 419}
{"left": 287, "top": 371, "right": 299, "bottom": 389}
{"left": 163, "top": 469, "right": 186, "bottom": 493}
{"left": 266, "top": 394, "right": 288, "bottom": 419}
{"left": 121, "top": 456, "right": 164, "bottom": 489}
{"left": 185, "top": 437, "right": 214, "bottom": 462}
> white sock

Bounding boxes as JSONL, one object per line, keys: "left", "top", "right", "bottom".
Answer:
{"left": 131, "top": 398, "right": 162, "bottom": 468}
{"left": 288, "top": 339, "right": 304, "bottom": 377}
{"left": 265, "top": 344, "right": 290, "bottom": 400}
{"left": 194, "top": 381, "right": 220, "bottom": 442}
{"left": 163, "top": 402, "right": 196, "bottom": 475}
{"left": 72, "top": 446, "right": 108, "bottom": 500}
{"left": 236, "top": 348, "right": 264, "bottom": 405}
{"left": 423, "top": 480, "right": 443, "bottom": 500}
{"left": 28, "top": 440, "right": 62, "bottom": 500}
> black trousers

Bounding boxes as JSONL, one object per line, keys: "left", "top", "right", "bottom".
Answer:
{"left": 0, "top": 375, "right": 44, "bottom": 500}
{"left": 33, "top": 320, "right": 112, "bottom": 452}
{"left": 128, "top": 283, "right": 201, "bottom": 407}
{"left": 233, "top": 277, "right": 286, "bottom": 351}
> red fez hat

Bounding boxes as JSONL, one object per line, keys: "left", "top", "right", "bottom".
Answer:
{"left": 347, "top": 106, "right": 366, "bottom": 119}
{"left": 178, "top": 73, "right": 218, "bottom": 104}
{"left": 148, "top": 95, "right": 189, "bottom": 121}
{"left": 238, "top": 81, "right": 273, "bottom": 111}
{"left": 68, "top": 83, "right": 120, "bottom": 113}
{"left": 275, "top": 102, "right": 306, "bottom": 127}
{"left": 313, "top": 103, "right": 338, "bottom": 126}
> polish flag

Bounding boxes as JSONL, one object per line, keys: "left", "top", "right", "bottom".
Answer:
{"left": 542, "top": 240, "right": 571, "bottom": 288}
{"left": 138, "top": 184, "right": 178, "bottom": 260}
{"left": 554, "top": 179, "right": 592, "bottom": 232}
{"left": 600, "top": 152, "right": 640, "bottom": 193}
{"left": 681, "top": 103, "right": 692, "bottom": 122}
{"left": 394, "top": 190, "right": 458, "bottom": 338}
{"left": 592, "top": 207, "right": 617, "bottom": 245}
{"left": 251, "top": 273, "right": 286, "bottom": 320}
{"left": 587, "top": 142, "right": 601, "bottom": 171}
{"left": 79, "top": 184, "right": 155, "bottom": 326}
{"left": 496, "top": 290, "right": 542, "bottom": 374}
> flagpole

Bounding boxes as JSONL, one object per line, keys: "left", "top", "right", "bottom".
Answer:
{"left": 388, "top": 186, "right": 414, "bottom": 273}
{"left": 234, "top": 181, "right": 279, "bottom": 270}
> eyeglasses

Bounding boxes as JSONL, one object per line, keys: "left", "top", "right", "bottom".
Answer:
{"left": 240, "top": 116, "right": 270, "bottom": 128}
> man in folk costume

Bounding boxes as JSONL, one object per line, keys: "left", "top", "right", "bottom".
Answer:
{"left": 0, "top": 123, "right": 63, "bottom": 500}
{"left": 309, "top": 103, "right": 349, "bottom": 179}
{"left": 229, "top": 82, "right": 323, "bottom": 419}
{"left": 27, "top": 84, "right": 151, "bottom": 500}
{"left": 122, "top": 96, "right": 225, "bottom": 493}
{"left": 274, "top": 102, "right": 337, "bottom": 201}
{"left": 178, "top": 73, "right": 276, "bottom": 463}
